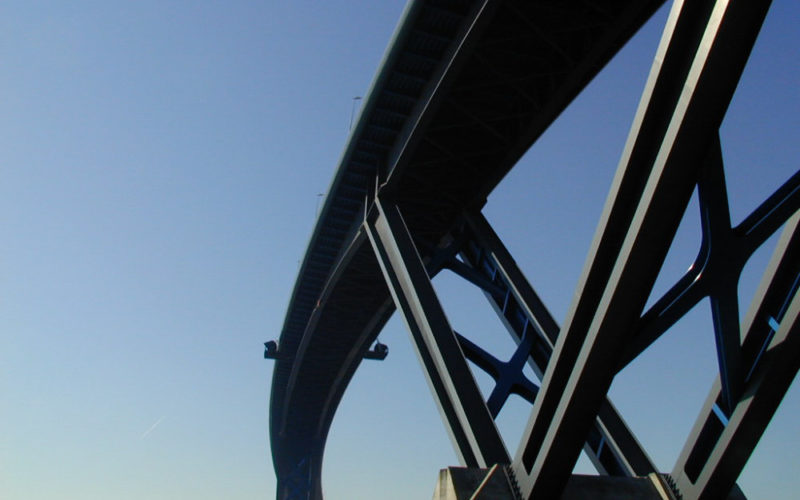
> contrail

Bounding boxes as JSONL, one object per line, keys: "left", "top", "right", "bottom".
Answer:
{"left": 140, "top": 415, "right": 165, "bottom": 440}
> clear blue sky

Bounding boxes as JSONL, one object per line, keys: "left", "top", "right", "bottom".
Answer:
{"left": 1, "top": 1, "right": 797, "bottom": 499}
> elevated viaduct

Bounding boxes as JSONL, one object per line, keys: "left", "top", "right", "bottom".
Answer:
{"left": 268, "top": 1, "right": 799, "bottom": 498}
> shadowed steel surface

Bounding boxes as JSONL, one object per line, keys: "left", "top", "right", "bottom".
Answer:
{"left": 270, "top": 0, "right": 797, "bottom": 499}
{"left": 513, "top": 0, "right": 776, "bottom": 496}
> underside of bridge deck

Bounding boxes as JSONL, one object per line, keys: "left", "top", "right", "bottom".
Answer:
{"left": 269, "top": 1, "right": 798, "bottom": 499}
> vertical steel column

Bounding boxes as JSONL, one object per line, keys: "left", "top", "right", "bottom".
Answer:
{"left": 364, "top": 196, "right": 509, "bottom": 467}
{"left": 671, "top": 214, "right": 800, "bottom": 499}
{"left": 512, "top": 0, "right": 772, "bottom": 497}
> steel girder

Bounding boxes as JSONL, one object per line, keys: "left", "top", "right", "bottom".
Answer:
{"left": 271, "top": 2, "right": 667, "bottom": 486}
{"left": 270, "top": 0, "right": 798, "bottom": 498}
{"left": 366, "top": 200, "right": 659, "bottom": 477}
{"left": 512, "top": 0, "right": 786, "bottom": 498}
{"left": 672, "top": 214, "right": 800, "bottom": 499}
{"left": 366, "top": 198, "right": 510, "bottom": 468}
{"left": 458, "top": 212, "right": 657, "bottom": 478}
{"left": 365, "top": 0, "right": 798, "bottom": 498}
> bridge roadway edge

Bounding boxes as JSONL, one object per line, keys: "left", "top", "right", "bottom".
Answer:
{"left": 269, "top": 1, "right": 667, "bottom": 498}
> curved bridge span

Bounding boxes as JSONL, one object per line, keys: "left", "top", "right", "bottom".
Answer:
{"left": 269, "top": 1, "right": 799, "bottom": 499}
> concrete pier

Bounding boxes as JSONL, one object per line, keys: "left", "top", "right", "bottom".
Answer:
{"left": 432, "top": 467, "right": 748, "bottom": 499}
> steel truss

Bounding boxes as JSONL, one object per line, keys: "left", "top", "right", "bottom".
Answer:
{"left": 362, "top": 0, "right": 798, "bottom": 498}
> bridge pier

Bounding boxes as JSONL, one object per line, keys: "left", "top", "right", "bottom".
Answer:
{"left": 269, "top": 0, "right": 798, "bottom": 497}
{"left": 365, "top": 193, "right": 657, "bottom": 477}
{"left": 431, "top": 468, "right": 749, "bottom": 500}
{"left": 365, "top": 197, "right": 510, "bottom": 468}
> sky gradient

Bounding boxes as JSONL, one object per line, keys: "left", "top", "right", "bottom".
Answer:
{"left": 2, "top": 1, "right": 798, "bottom": 499}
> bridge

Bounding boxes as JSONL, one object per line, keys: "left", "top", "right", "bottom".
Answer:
{"left": 268, "top": 0, "right": 799, "bottom": 498}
